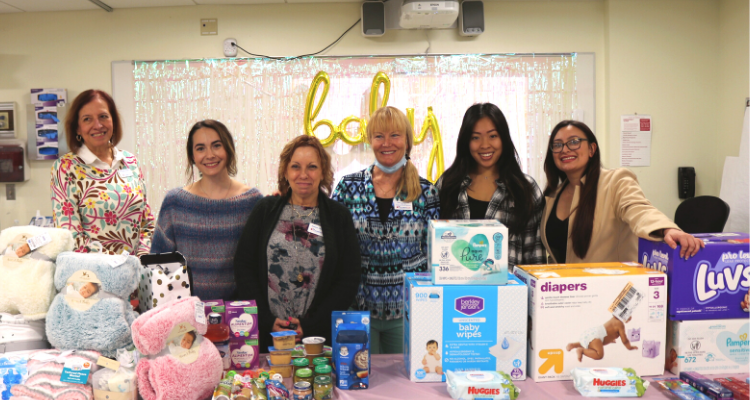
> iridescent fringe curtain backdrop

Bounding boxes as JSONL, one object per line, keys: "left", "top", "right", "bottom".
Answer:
{"left": 133, "top": 54, "right": 577, "bottom": 215}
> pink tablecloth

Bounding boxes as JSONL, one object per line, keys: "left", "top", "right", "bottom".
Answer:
{"left": 332, "top": 354, "right": 749, "bottom": 400}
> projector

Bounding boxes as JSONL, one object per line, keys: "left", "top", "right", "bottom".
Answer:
{"left": 399, "top": 0, "right": 460, "bottom": 29}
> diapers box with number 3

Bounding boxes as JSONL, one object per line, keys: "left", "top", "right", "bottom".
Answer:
{"left": 514, "top": 263, "right": 668, "bottom": 382}
{"left": 428, "top": 220, "right": 509, "bottom": 285}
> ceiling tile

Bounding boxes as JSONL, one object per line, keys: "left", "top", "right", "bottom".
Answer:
{"left": 1, "top": 0, "right": 98, "bottom": 12}
{"left": 103, "top": 0, "right": 196, "bottom": 8}
{"left": 194, "top": 0, "right": 284, "bottom": 4}
{"left": 0, "top": 2, "right": 22, "bottom": 13}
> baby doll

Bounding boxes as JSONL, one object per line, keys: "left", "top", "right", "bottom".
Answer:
{"left": 566, "top": 316, "right": 638, "bottom": 362}
{"left": 422, "top": 340, "right": 443, "bottom": 374}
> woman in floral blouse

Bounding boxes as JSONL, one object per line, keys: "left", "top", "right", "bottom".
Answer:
{"left": 50, "top": 89, "right": 154, "bottom": 256}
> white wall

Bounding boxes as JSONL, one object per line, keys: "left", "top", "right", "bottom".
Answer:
{"left": 0, "top": 0, "right": 746, "bottom": 229}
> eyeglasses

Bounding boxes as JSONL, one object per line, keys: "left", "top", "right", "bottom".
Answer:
{"left": 550, "top": 138, "right": 588, "bottom": 153}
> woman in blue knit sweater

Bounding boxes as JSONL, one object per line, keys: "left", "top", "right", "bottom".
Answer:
{"left": 151, "top": 120, "right": 263, "bottom": 300}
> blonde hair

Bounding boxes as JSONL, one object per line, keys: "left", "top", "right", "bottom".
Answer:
{"left": 277, "top": 135, "right": 334, "bottom": 196}
{"left": 366, "top": 106, "right": 421, "bottom": 203}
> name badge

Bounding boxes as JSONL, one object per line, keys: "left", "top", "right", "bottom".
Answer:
{"left": 307, "top": 223, "right": 323, "bottom": 237}
{"left": 393, "top": 200, "right": 413, "bottom": 211}
{"left": 118, "top": 169, "right": 133, "bottom": 178}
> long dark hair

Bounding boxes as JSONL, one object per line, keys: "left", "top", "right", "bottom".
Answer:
{"left": 439, "top": 103, "right": 536, "bottom": 235}
{"left": 543, "top": 120, "right": 601, "bottom": 259}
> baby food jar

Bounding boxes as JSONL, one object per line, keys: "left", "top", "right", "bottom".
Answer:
{"left": 312, "top": 357, "right": 329, "bottom": 368}
{"left": 302, "top": 336, "right": 325, "bottom": 355}
{"left": 313, "top": 376, "right": 333, "bottom": 400}
{"left": 270, "top": 331, "right": 297, "bottom": 350}
{"left": 293, "top": 358, "right": 310, "bottom": 377}
{"left": 294, "top": 367, "right": 314, "bottom": 385}
{"left": 314, "top": 364, "right": 332, "bottom": 380}
{"left": 293, "top": 381, "right": 313, "bottom": 400}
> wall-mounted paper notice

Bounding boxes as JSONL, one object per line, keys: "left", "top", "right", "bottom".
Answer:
{"left": 621, "top": 115, "right": 652, "bottom": 167}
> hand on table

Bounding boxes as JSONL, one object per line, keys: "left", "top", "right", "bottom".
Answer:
{"left": 663, "top": 228, "right": 704, "bottom": 260}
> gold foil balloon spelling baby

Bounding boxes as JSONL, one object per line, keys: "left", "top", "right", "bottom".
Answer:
{"left": 407, "top": 107, "right": 445, "bottom": 183}
{"left": 303, "top": 70, "right": 444, "bottom": 182}
{"left": 303, "top": 71, "right": 365, "bottom": 147}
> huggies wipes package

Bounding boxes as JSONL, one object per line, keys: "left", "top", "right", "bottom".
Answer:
{"left": 429, "top": 220, "right": 509, "bottom": 285}
{"left": 404, "top": 274, "right": 527, "bottom": 382}
{"left": 514, "top": 263, "right": 667, "bottom": 382}
{"left": 638, "top": 233, "right": 750, "bottom": 320}
{"left": 665, "top": 319, "right": 749, "bottom": 375}
{"left": 446, "top": 370, "right": 520, "bottom": 400}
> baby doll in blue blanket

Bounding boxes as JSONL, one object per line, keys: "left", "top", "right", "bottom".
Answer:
{"left": 46, "top": 251, "right": 140, "bottom": 358}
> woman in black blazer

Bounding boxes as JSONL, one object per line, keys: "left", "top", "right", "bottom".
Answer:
{"left": 234, "top": 135, "right": 360, "bottom": 351}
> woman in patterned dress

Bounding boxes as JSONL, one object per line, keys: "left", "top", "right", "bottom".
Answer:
{"left": 331, "top": 106, "right": 440, "bottom": 354}
{"left": 234, "top": 135, "right": 360, "bottom": 352}
{"left": 50, "top": 89, "right": 154, "bottom": 256}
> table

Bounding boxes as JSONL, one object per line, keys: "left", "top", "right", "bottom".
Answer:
{"left": 331, "top": 354, "right": 749, "bottom": 400}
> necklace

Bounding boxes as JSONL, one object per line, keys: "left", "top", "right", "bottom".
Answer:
{"left": 198, "top": 179, "right": 232, "bottom": 200}
{"left": 290, "top": 201, "right": 318, "bottom": 254}
{"left": 373, "top": 177, "right": 396, "bottom": 197}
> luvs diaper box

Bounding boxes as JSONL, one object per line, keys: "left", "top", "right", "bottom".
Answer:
{"left": 428, "top": 220, "right": 509, "bottom": 285}
{"left": 514, "top": 263, "right": 668, "bottom": 382}
{"left": 666, "top": 319, "right": 749, "bottom": 375}
{"left": 404, "top": 274, "right": 527, "bottom": 383}
{"left": 639, "top": 232, "right": 750, "bottom": 320}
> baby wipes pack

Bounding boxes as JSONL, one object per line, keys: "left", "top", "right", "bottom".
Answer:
{"left": 665, "top": 319, "right": 749, "bottom": 375}
{"left": 404, "top": 274, "right": 527, "bottom": 382}
{"left": 514, "top": 263, "right": 667, "bottom": 382}
{"left": 445, "top": 370, "right": 520, "bottom": 400}
{"left": 639, "top": 232, "right": 750, "bottom": 320}
{"left": 429, "top": 220, "right": 509, "bottom": 285}
{"left": 571, "top": 368, "right": 649, "bottom": 397}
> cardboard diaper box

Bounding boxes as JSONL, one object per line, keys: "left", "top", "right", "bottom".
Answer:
{"left": 225, "top": 300, "right": 258, "bottom": 340}
{"left": 666, "top": 319, "right": 749, "bottom": 375}
{"left": 514, "top": 263, "right": 668, "bottom": 382}
{"left": 404, "top": 274, "right": 528, "bottom": 383}
{"left": 331, "top": 311, "right": 370, "bottom": 390}
{"left": 428, "top": 220, "right": 509, "bottom": 285}
{"left": 639, "top": 232, "right": 750, "bottom": 320}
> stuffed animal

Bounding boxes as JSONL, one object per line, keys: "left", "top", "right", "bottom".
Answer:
{"left": 0, "top": 227, "right": 73, "bottom": 319}
{"left": 133, "top": 297, "right": 223, "bottom": 400}
{"left": 45, "top": 251, "right": 140, "bottom": 357}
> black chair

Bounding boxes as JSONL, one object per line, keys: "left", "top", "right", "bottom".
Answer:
{"left": 674, "top": 196, "right": 731, "bottom": 233}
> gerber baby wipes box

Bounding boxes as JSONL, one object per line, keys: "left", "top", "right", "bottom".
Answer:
{"left": 429, "top": 220, "right": 509, "bottom": 285}
{"left": 514, "top": 263, "right": 667, "bottom": 382}
{"left": 639, "top": 232, "right": 750, "bottom": 320}
{"left": 404, "top": 274, "right": 527, "bottom": 383}
{"left": 666, "top": 319, "right": 749, "bottom": 375}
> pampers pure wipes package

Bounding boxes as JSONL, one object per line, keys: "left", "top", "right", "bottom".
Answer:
{"left": 639, "top": 232, "right": 750, "bottom": 320}
{"left": 404, "top": 274, "right": 527, "bottom": 382}
{"left": 429, "top": 220, "right": 509, "bottom": 285}
{"left": 665, "top": 319, "right": 749, "bottom": 375}
{"left": 514, "top": 263, "right": 667, "bottom": 382}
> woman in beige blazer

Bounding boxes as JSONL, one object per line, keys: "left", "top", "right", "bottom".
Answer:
{"left": 540, "top": 120, "right": 703, "bottom": 263}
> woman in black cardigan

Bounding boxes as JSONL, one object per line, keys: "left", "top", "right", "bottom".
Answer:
{"left": 234, "top": 135, "right": 360, "bottom": 351}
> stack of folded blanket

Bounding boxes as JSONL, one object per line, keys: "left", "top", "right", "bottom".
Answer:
{"left": 10, "top": 349, "right": 100, "bottom": 400}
